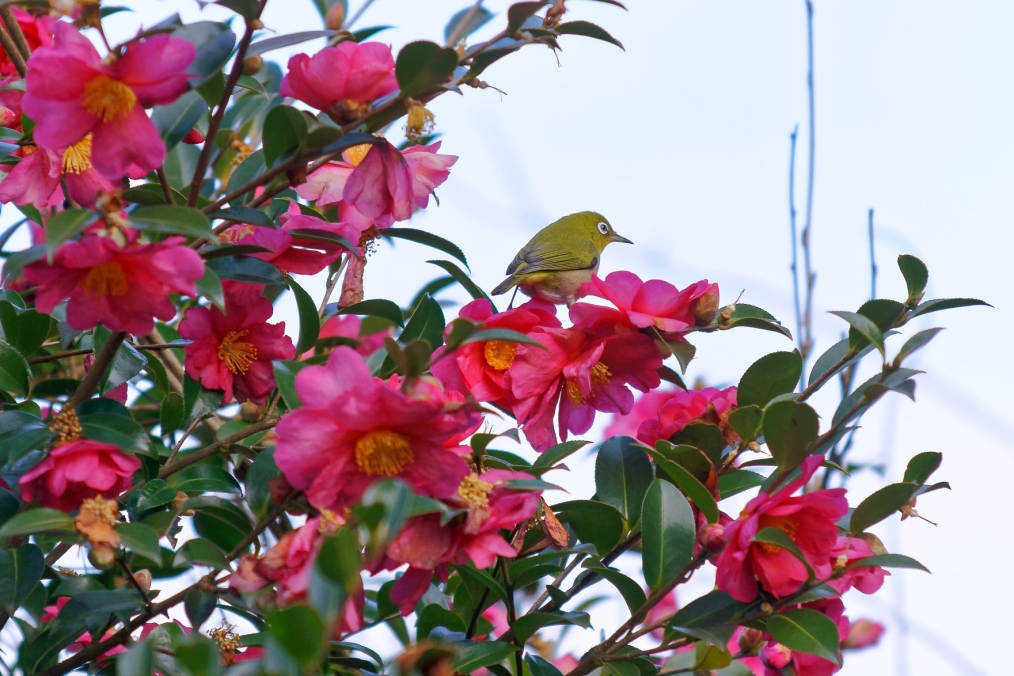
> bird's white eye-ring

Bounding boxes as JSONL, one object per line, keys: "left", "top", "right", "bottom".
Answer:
{"left": 597, "top": 222, "right": 609, "bottom": 235}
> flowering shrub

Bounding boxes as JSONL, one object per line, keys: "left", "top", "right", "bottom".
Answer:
{"left": 0, "top": 2, "right": 988, "bottom": 676}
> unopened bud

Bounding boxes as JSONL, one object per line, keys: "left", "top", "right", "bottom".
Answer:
{"left": 242, "top": 55, "right": 263, "bottom": 76}
{"left": 760, "top": 642, "right": 792, "bottom": 669}
{"left": 249, "top": 18, "right": 264, "bottom": 30}
{"left": 691, "top": 284, "right": 720, "bottom": 325}
{"left": 324, "top": 2, "right": 346, "bottom": 30}
{"left": 861, "top": 532, "right": 888, "bottom": 555}
{"left": 738, "top": 627, "right": 765, "bottom": 654}
{"left": 759, "top": 602, "right": 774, "bottom": 616}
{"left": 0, "top": 106, "right": 15, "bottom": 128}
{"left": 697, "top": 522, "right": 726, "bottom": 551}
{"left": 182, "top": 128, "right": 205, "bottom": 145}
{"left": 287, "top": 164, "right": 308, "bottom": 188}
{"left": 133, "top": 569, "right": 152, "bottom": 594}
{"left": 842, "top": 619, "right": 885, "bottom": 650}
{"left": 88, "top": 544, "right": 116, "bottom": 570}
{"left": 240, "top": 401, "right": 261, "bottom": 423}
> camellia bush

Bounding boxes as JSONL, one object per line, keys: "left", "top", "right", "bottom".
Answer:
{"left": 0, "top": 1, "right": 990, "bottom": 675}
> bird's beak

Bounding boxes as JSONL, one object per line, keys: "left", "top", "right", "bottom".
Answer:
{"left": 611, "top": 233, "right": 633, "bottom": 245}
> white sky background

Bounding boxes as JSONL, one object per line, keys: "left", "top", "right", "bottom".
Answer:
{"left": 3, "top": 1, "right": 1012, "bottom": 674}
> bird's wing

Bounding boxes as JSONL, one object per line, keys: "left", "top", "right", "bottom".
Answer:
{"left": 505, "top": 238, "right": 598, "bottom": 275}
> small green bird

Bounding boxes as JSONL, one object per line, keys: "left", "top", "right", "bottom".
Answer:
{"left": 491, "top": 211, "right": 633, "bottom": 306}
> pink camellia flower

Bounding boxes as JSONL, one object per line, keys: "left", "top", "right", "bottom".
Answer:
{"left": 827, "top": 535, "right": 889, "bottom": 595}
{"left": 842, "top": 619, "right": 885, "bottom": 650}
{"left": 637, "top": 386, "right": 738, "bottom": 447}
{"left": 431, "top": 298, "right": 560, "bottom": 402}
{"left": 314, "top": 313, "right": 392, "bottom": 358}
{"left": 715, "top": 456, "right": 849, "bottom": 603}
{"left": 274, "top": 346, "right": 481, "bottom": 510}
{"left": 759, "top": 598, "right": 848, "bottom": 676}
{"left": 604, "top": 388, "right": 679, "bottom": 439}
{"left": 379, "top": 469, "right": 542, "bottom": 614}
{"left": 509, "top": 328, "right": 662, "bottom": 451}
{"left": 571, "top": 271, "right": 715, "bottom": 337}
{"left": 19, "top": 439, "right": 141, "bottom": 512}
{"left": 0, "top": 138, "right": 114, "bottom": 209}
{"left": 178, "top": 285, "right": 296, "bottom": 404}
{"left": 222, "top": 202, "right": 362, "bottom": 276}
{"left": 0, "top": 9, "right": 54, "bottom": 77}
{"left": 22, "top": 22, "right": 195, "bottom": 179}
{"left": 280, "top": 41, "right": 397, "bottom": 123}
{"left": 24, "top": 228, "right": 204, "bottom": 335}
{"left": 296, "top": 141, "right": 456, "bottom": 229}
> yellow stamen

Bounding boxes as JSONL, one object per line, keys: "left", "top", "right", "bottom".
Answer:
{"left": 405, "top": 98, "right": 435, "bottom": 142}
{"left": 208, "top": 622, "right": 240, "bottom": 666}
{"left": 218, "top": 330, "right": 257, "bottom": 375}
{"left": 82, "top": 261, "right": 128, "bottom": 298}
{"left": 62, "top": 134, "right": 93, "bottom": 174}
{"left": 48, "top": 407, "right": 82, "bottom": 446}
{"left": 354, "top": 429, "right": 413, "bottom": 476}
{"left": 457, "top": 473, "right": 494, "bottom": 509}
{"left": 21, "top": 144, "right": 38, "bottom": 156}
{"left": 565, "top": 361, "right": 611, "bottom": 405}
{"left": 344, "top": 142, "right": 373, "bottom": 167}
{"left": 81, "top": 75, "right": 137, "bottom": 123}
{"left": 483, "top": 340, "right": 517, "bottom": 371}
{"left": 79, "top": 495, "right": 119, "bottom": 527}
{"left": 756, "top": 514, "right": 799, "bottom": 554}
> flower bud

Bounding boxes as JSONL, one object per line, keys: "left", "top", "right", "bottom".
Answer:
{"left": 760, "top": 642, "right": 793, "bottom": 669}
{"left": 250, "top": 18, "right": 264, "bottom": 30}
{"left": 325, "top": 3, "right": 346, "bottom": 30}
{"left": 737, "top": 627, "right": 765, "bottom": 654}
{"left": 133, "top": 569, "right": 152, "bottom": 594}
{"left": 0, "top": 106, "right": 15, "bottom": 128}
{"left": 861, "top": 532, "right": 888, "bottom": 555}
{"left": 88, "top": 544, "right": 116, "bottom": 570}
{"left": 242, "top": 55, "right": 263, "bottom": 76}
{"left": 691, "top": 284, "right": 720, "bottom": 325}
{"left": 697, "top": 522, "right": 726, "bottom": 551}
{"left": 240, "top": 401, "right": 261, "bottom": 423}
{"left": 843, "top": 619, "right": 885, "bottom": 649}
{"left": 182, "top": 128, "right": 205, "bottom": 145}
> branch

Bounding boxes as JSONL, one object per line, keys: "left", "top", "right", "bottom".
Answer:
{"left": 868, "top": 207, "right": 877, "bottom": 300}
{"left": 788, "top": 125, "right": 804, "bottom": 373}
{"left": 28, "top": 343, "right": 184, "bottom": 365}
{"left": 799, "top": 0, "right": 817, "bottom": 374}
{"left": 0, "top": 7, "right": 31, "bottom": 60}
{"left": 0, "top": 24, "right": 26, "bottom": 78}
{"left": 65, "top": 332, "right": 126, "bottom": 410}
{"left": 156, "top": 416, "right": 278, "bottom": 480}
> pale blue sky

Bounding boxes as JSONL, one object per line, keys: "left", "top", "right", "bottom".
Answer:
{"left": 6, "top": 1, "right": 1012, "bottom": 674}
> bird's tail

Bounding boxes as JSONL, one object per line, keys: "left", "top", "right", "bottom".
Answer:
{"left": 491, "top": 275, "right": 519, "bottom": 296}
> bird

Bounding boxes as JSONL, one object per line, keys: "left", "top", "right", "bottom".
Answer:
{"left": 491, "top": 211, "right": 632, "bottom": 306}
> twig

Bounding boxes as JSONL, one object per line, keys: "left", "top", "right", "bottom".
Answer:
{"left": 156, "top": 416, "right": 278, "bottom": 480}
{"left": 28, "top": 343, "right": 184, "bottom": 365}
{"left": 868, "top": 207, "right": 877, "bottom": 300}
{"left": 498, "top": 557, "right": 523, "bottom": 676}
{"left": 157, "top": 166, "right": 177, "bottom": 205}
{"left": 0, "top": 25, "right": 26, "bottom": 78}
{"left": 799, "top": 0, "right": 817, "bottom": 374}
{"left": 65, "top": 332, "right": 126, "bottom": 410}
{"left": 0, "top": 7, "right": 30, "bottom": 60}
{"left": 165, "top": 417, "right": 204, "bottom": 464}
{"left": 345, "top": 0, "right": 378, "bottom": 29}
{"left": 788, "top": 125, "right": 804, "bottom": 375}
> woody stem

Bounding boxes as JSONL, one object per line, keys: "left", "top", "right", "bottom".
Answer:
{"left": 65, "top": 331, "right": 126, "bottom": 410}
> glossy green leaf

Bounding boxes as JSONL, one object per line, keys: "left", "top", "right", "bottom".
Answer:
{"left": 338, "top": 299, "right": 405, "bottom": 327}
{"left": 0, "top": 508, "right": 75, "bottom": 539}
{"left": 0, "top": 338, "right": 30, "bottom": 396}
{"left": 752, "top": 528, "right": 813, "bottom": 577}
{"left": 272, "top": 359, "right": 306, "bottom": 410}
{"left": 762, "top": 400, "right": 818, "bottom": 473}
{"left": 668, "top": 590, "right": 746, "bottom": 646}
{"left": 829, "top": 310, "right": 885, "bottom": 355}
{"left": 552, "top": 499, "right": 624, "bottom": 555}
{"left": 131, "top": 205, "right": 216, "bottom": 240}
{"left": 647, "top": 448, "right": 719, "bottom": 523}
{"left": 400, "top": 294, "right": 445, "bottom": 349}
{"left": 287, "top": 276, "right": 321, "bottom": 355}
{"left": 173, "top": 22, "right": 237, "bottom": 87}
{"left": 174, "top": 634, "right": 221, "bottom": 676}
{"left": 893, "top": 327, "right": 943, "bottom": 367}
{"left": 845, "top": 553, "right": 930, "bottom": 573}
{"left": 79, "top": 412, "right": 151, "bottom": 456}
{"left": 428, "top": 259, "right": 494, "bottom": 304}
{"left": 717, "top": 470, "right": 766, "bottom": 499}
{"left": 766, "top": 609, "right": 841, "bottom": 666}
{"left": 506, "top": 2, "right": 546, "bottom": 34}
{"left": 206, "top": 254, "right": 287, "bottom": 286}
{"left": 897, "top": 254, "right": 928, "bottom": 302}
{"left": 903, "top": 451, "right": 941, "bottom": 485}
{"left": 160, "top": 392, "right": 185, "bottom": 433}
{"left": 554, "top": 20, "right": 624, "bottom": 49}
{"left": 525, "top": 655, "right": 564, "bottom": 676}
{"left": 396, "top": 41, "right": 460, "bottom": 97}
{"left": 595, "top": 436, "right": 655, "bottom": 526}
{"left": 152, "top": 90, "right": 208, "bottom": 151}
{"left": 247, "top": 30, "right": 340, "bottom": 57}
{"left": 581, "top": 559, "right": 646, "bottom": 613}
{"left": 737, "top": 351, "right": 802, "bottom": 408}
{"left": 184, "top": 588, "right": 218, "bottom": 631}
{"left": 167, "top": 464, "right": 242, "bottom": 495}
{"left": 849, "top": 482, "right": 917, "bottom": 534}
{"left": 0, "top": 302, "right": 51, "bottom": 357}
{"left": 531, "top": 440, "right": 590, "bottom": 475}
{"left": 136, "top": 479, "right": 178, "bottom": 512}
{"left": 641, "top": 479, "right": 695, "bottom": 591}
{"left": 909, "top": 297, "right": 991, "bottom": 318}
{"left": 195, "top": 266, "right": 225, "bottom": 312}
{"left": 0, "top": 543, "right": 44, "bottom": 614}
{"left": 417, "top": 603, "right": 466, "bottom": 639}
{"left": 117, "top": 641, "right": 154, "bottom": 676}
{"left": 189, "top": 496, "right": 254, "bottom": 553}
{"left": 385, "top": 227, "right": 469, "bottom": 270}
{"left": 116, "top": 522, "right": 163, "bottom": 562}
{"left": 727, "top": 405, "right": 762, "bottom": 442}
{"left": 268, "top": 604, "right": 326, "bottom": 668}
{"left": 453, "top": 641, "right": 519, "bottom": 673}
{"left": 45, "top": 209, "right": 94, "bottom": 259}
{"left": 263, "top": 105, "right": 309, "bottom": 167}
{"left": 173, "top": 537, "right": 228, "bottom": 568}
{"left": 512, "top": 611, "right": 589, "bottom": 644}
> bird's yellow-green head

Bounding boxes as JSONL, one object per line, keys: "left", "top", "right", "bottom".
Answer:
{"left": 549, "top": 211, "right": 633, "bottom": 253}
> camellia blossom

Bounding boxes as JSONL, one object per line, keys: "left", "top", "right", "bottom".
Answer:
{"left": 715, "top": 456, "right": 849, "bottom": 602}
{"left": 431, "top": 298, "right": 560, "bottom": 402}
{"left": 842, "top": 619, "right": 885, "bottom": 650}
{"left": 760, "top": 598, "right": 848, "bottom": 676}
{"left": 509, "top": 328, "right": 662, "bottom": 451}
{"left": 221, "top": 202, "right": 362, "bottom": 276}
{"left": 25, "top": 228, "right": 204, "bottom": 335}
{"left": 179, "top": 285, "right": 296, "bottom": 404}
{"left": 274, "top": 346, "right": 481, "bottom": 510}
{"left": 827, "top": 535, "right": 889, "bottom": 595}
{"left": 22, "top": 22, "right": 195, "bottom": 179}
{"left": 19, "top": 439, "right": 140, "bottom": 512}
{"left": 0, "top": 137, "right": 114, "bottom": 209}
{"left": 571, "top": 271, "right": 716, "bottom": 337}
{"left": 604, "top": 387, "right": 679, "bottom": 439}
{"left": 637, "top": 386, "right": 738, "bottom": 447}
{"left": 296, "top": 140, "right": 456, "bottom": 229}
{"left": 280, "top": 41, "right": 397, "bottom": 123}
{"left": 313, "top": 313, "right": 392, "bottom": 358}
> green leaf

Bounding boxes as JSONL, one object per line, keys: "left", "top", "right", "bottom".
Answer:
{"left": 751, "top": 528, "right": 813, "bottom": 577}
{"left": 396, "top": 41, "right": 459, "bottom": 97}
{"left": 525, "top": 655, "right": 564, "bottom": 676}
{"left": 159, "top": 392, "right": 185, "bottom": 434}
{"left": 668, "top": 423, "right": 725, "bottom": 465}
{"left": 337, "top": 299, "right": 405, "bottom": 327}
{"left": 174, "top": 634, "right": 221, "bottom": 676}
{"left": 737, "top": 351, "right": 802, "bottom": 408}
{"left": 173, "top": 537, "right": 228, "bottom": 568}
{"left": 762, "top": 400, "right": 819, "bottom": 473}
{"left": 384, "top": 227, "right": 469, "bottom": 270}
{"left": 552, "top": 500, "right": 624, "bottom": 555}
{"left": 903, "top": 451, "right": 941, "bottom": 485}
{"left": 893, "top": 327, "right": 943, "bottom": 367}
{"left": 152, "top": 90, "right": 209, "bottom": 151}
{"left": 717, "top": 470, "right": 766, "bottom": 499}
{"left": 531, "top": 440, "right": 590, "bottom": 475}
{"left": 79, "top": 411, "right": 151, "bottom": 456}
{"left": 208, "top": 206, "right": 275, "bottom": 228}
{"left": 189, "top": 496, "right": 254, "bottom": 553}
{"left": 245, "top": 448, "right": 280, "bottom": 518}
{"left": 135, "top": 479, "right": 178, "bottom": 511}
{"left": 206, "top": 255, "right": 287, "bottom": 286}
{"left": 247, "top": 30, "right": 340, "bottom": 58}
{"left": 116, "top": 522, "right": 163, "bottom": 562}
{"left": 766, "top": 608, "right": 841, "bottom": 666}
{"left": 263, "top": 105, "right": 309, "bottom": 167}
{"left": 897, "top": 254, "right": 928, "bottom": 302}
{"left": 428, "top": 259, "right": 494, "bottom": 304}
{"left": 400, "top": 294, "right": 445, "bottom": 349}
{"left": 185, "top": 588, "right": 219, "bottom": 632}
{"left": 0, "top": 543, "right": 43, "bottom": 614}
{"left": 445, "top": 4, "right": 495, "bottom": 44}
{"left": 131, "top": 205, "right": 216, "bottom": 240}
{"left": 288, "top": 276, "right": 321, "bottom": 355}
{"left": 512, "top": 611, "right": 589, "bottom": 644}
{"left": 720, "top": 303, "right": 793, "bottom": 340}
{"left": 506, "top": 2, "right": 547, "bottom": 34}
{"left": 272, "top": 360, "right": 306, "bottom": 409}
{"left": 727, "top": 405, "right": 762, "bottom": 442}
{"left": 849, "top": 482, "right": 917, "bottom": 534}
{"left": 581, "top": 559, "right": 646, "bottom": 613}
{"left": 45, "top": 209, "right": 94, "bottom": 259}
{"left": 640, "top": 479, "right": 695, "bottom": 591}
{"left": 417, "top": 603, "right": 465, "bottom": 639}
{"left": 595, "top": 436, "right": 654, "bottom": 526}
{"left": 829, "top": 310, "right": 885, "bottom": 355}
{"left": 173, "top": 22, "right": 237, "bottom": 87}
{"left": 669, "top": 590, "right": 748, "bottom": 646}
{"left": 453, "top": 641, "right": 519, "bottom": 673}
{"left": 554, "top": 20, "right": 624, "bottom": 49}
{"left": 647, "top": 448, "right": 719, "bottom": 523}
{"left": 845, "top": 553, "right": 930, "bottom": 573}
{"left": 216, "top": 0, "right": 260, "bottom": 19}
{"left": 195, "top": 265, "right": 225, "bottom": 312}
{"left": 455, "top": 562, "right": 507, "bottom": 603}
{"left": 910, "top": 297, "right": 991, "bottom": 319}
{"left": 0, "top": 508, "right": 75, "bottom": 539}
{"left": 117, "top": 641, "right": 154, "bottom": 676}
{"left": 145, "top": 622, "right": 187, "bottom": 676}
{"left": 167, "top": 464, "right": 242, "bottom": 495}
{"left": 0, "top": 338, "right": 31, "bottom": 397}
{"left": 268, "top": 604, "right": 326, "bottom": 668}
{"left": 0, "top": 302, "right": 50, "bottom": 357}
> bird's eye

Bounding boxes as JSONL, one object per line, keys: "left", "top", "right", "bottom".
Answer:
{"left": 597, "top": 222, "right": 609, "bottom": 235}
